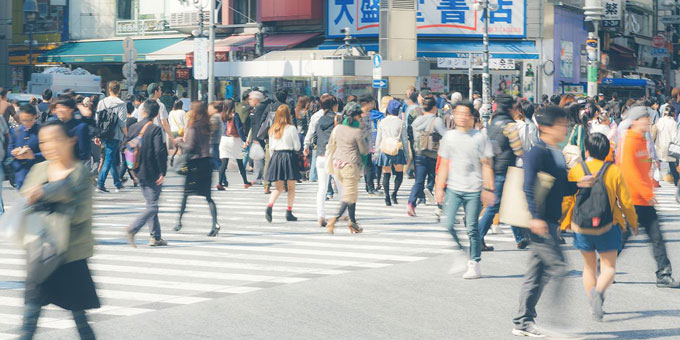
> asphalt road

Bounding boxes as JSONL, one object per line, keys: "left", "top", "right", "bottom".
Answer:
{"left": 1, "top": 170, "right": 679, "bottom": 340}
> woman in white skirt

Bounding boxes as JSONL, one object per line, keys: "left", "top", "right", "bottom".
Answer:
{"left": 212, "top": 99, "right": 251, "bottom": 190}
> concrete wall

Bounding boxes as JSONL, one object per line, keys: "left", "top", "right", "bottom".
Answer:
{"left": 69, "top": 0, "right": 116, "bottom": 40}
{"left": 553, "top": 6, "right": 587, "bottom": 91}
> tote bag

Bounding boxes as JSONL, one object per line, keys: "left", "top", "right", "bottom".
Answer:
{"left": 498, "top": 166, "right": 555, "bottom": 228}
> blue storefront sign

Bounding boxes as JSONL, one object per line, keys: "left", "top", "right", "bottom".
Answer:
{"left": 327, "top": 0, "right": 526, "bottom": 38}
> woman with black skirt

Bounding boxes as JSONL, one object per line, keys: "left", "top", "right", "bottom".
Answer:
{"left": 265, "top": 105, "right": 301, "bottom": 222}
{"left": 20, "top": 120, "right": 99, "bottom": 339}
{"left": 174, "top": 101, "right": 221, "bottom": 236}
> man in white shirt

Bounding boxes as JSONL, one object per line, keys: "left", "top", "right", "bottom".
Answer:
{"left": 133, "top": 83, "right": 173, "bottom": 142}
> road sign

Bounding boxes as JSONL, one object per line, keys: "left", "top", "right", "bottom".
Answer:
{"left": 661, "top": 16, "right": 680, "bottom": 25}
{"left": 653, "top": 34, "right": 666, "bottom": 48}
{"left": 372, "top": 54, "right": 382, "bottom": 80}
{"left": 122, "top": 37, "right": 134, "bottom": 50}
{"left": 193, "top": 38, "right": 209, "bottom": 80}
{"left": 372, "top": 79, "right": 387, "bottom": 88}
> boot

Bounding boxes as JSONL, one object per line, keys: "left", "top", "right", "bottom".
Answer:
{"left": 383, "top": 173, "right": 392, "bottom": 206}
{"left": 286, "top": 210, "right": 298, "bottom": 221}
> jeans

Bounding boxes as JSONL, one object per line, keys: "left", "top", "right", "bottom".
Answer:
{"left": 634, "top": 205, "right": 673, "bottom": 278}
{"left": 97, "top": 139, "right": 122, "bottom": 189}
{"left": 211, "top": 143, "right": 220, "bottom": 170}
{"left": 21, "top": 303, "right": 95, "bottom": 340}
{"left": 408, "top": 155, "right": 437, "bottom": 206}
{"left": 315, "top": 155, "right": 343, "bottom": 218}
{"left": 513, "top": 227, "right": 568, "bottom": 330}
{"left": 128, "top": 182, "right": 162, "bottom": 240}
{"left": 444, "top": 189, "right": 482, "bottom": 262}
{"left": 478, "top": 174, "right": 527, "bottom": 243}
{"left": 309, "top": 149, "right": 318, "bottom": 181}
{"left": 364, "top": 153, "right": 376, "bottom": 191}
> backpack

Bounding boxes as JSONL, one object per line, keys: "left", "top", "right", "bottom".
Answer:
{"left": 415, "top": 116, "right": 441, "bottom": 154}
{"left": 124, "top": 122, "right": 153, "bottom": 171}
{"left": 95, "top": 101, "right": 121, "bottom": 140}
{"left": 256, "top": 102, "right": 278, "bottom": 141}
{"left": 571, "top": 161, "right": 613, "bottom": 231}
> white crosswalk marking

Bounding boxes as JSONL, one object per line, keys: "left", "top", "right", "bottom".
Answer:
{"left": 0, "top": 172, "right": 523, "bottom": 338}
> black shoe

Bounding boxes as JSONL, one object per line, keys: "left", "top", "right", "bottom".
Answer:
{"left": 286, "top": 210, "right": 298, "bottom": 222}
{"left": 385, "top": 196, "right": 392, "bottom": 206}
{"left": 657, "top": 276, "right": 680, "bottom": 288}
{"left": 207, "top": 223, "right": 221, "bottom": 237}
{"left": 174, "top": 222, "right": 183, "bottom": 232}
{"left": 391, "top": 193, "right": 398, "bottom": 205}
{"left": 265, "top": 206, "right": 273, "bottom": 223}
{"left": 517, "top": 240, "right": 530, "bottom": 250}
{"left": 482, "top": 243, "right": 495, "bottom": 252}
{"left": 96, "top": 186, "right": 109, "bottom": 193}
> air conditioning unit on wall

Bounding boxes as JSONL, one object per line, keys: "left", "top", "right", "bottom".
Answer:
{"left": 169, "top": 11, "right": 210, "bottom": 28}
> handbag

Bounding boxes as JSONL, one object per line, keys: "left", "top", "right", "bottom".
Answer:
{"left": 562, "top": 125, "right": 582, "bottom": 169}
{"left": 668, "top": 128, "right": 680, "bottom": 160}
{"left": 249, "top": 142, "right": 265, "bottom": 160}
{"left": 23, "top": 205, "right": 72, "bottom": 284}
{"left": 498, "top": 166, "right": 555, "bottom": 228}
{"left": 379, "top": 122, "right": 403, "bottom": 156}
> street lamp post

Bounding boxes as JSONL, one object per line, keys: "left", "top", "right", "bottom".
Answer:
{"left": 584, "top": 0, "right": 603, "bottom": 98}
{"left": 23, "top": 0, "right": 38, "bottom": 77}
{"left": 473, "top": 1, "right": 498, "bottom": 124}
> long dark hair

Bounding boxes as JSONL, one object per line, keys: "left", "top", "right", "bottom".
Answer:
{"left": 188, "top": 101, "right": 209, "bottom": 131}
{"left": 219, "top": 99, "right": 236, "bottom": 122}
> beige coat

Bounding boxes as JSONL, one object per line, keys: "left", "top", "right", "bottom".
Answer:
{"left": 326, "top": 124, "right": 368, "bottom": 174}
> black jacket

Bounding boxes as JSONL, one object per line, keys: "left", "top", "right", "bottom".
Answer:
{"left": 123, "top": 118, "right": 168, "bottom": 183}
{"left": 314, "top": 111, "right": 336, "bottom": 156}
{"left": 487, "top": 113, "right": 517, "bottom": 175}
{"left": 256, "top": 100, "right": 291, "bottom": 141}
{"left": 251, "top": 99, "right": 273, "bottom": 142}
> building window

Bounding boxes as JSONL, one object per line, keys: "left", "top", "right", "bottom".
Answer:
{"left": 117, "top": 0, "right": 133, "bottom": 20}
{"left": 233, "top": 0, "right": 256, "bottom": 24}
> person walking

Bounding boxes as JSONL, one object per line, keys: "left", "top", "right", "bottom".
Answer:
{"left": 359, "top": 95, "right": 379, "bottom": 195}
{"left": 375, "top": 99, "right": 409, "bottom": 206}
{"left": 20, "top": 120, "right": 99, "bottom": 340}
{"left": 304, "top": 95, "right": 328, "bottom": 185}
{"left": 407, "top": 95, "right": 447, "bottom": 216}
{"left": 0, "top": 87, "right": 19, "bottom": 124}
{"left": 125, "top": 100, "right": 169, "bottom": 247}
{"left": 652, "top": 105, "right": 678, "bottom": 184}
{"left": 133, "top": 83, "right": 174, "bottom": 143}
{"left": 618, "top": 106, "right": 680, "bottom": 288}
{"left": 512, "top": 106, "right": 584, "bottom": 338}
{"left": 168, "top": 99, "right": 187, "bottom": 139}
{"left": 215, "top": 99, "right": 251, "bottom": 190}
{"left": 567, "top": 132, "right": 638, "bottom": 321}
{"left": 209, "top": 101, "right": 223, "bottom": 171}
{"left": 304, "top": 94, "right": 345, "bottom": 227}
{"left": 174, "top": 102, "right": 221, "bottom": 237}
{"left": 8, "top": 104, "right": 43, "bottom": 189}
{"left": 265, "top": 105, "right": 301, "bottom": 222}
{"left": 478, "top": 94, "right": 528, "bottom": 251}
{"left": 326, "top": 102, "right": 368, "bottom": 234}
{"left": 245, "top": 91, "right": 271, "bottom": 188}
{"left": 54, "top": 95, "right": 91, "bottom": 162}
{"left": 0, "top": 113, "right": 8, "bottom": 213}
{"left": 95, "top": 81, "right": 127, "bottom": 193}
{"left": 257, "top": 89, "right": 290, "bottom": 194}
{"left": 435, "top": 102, "right": 495, "bottom": 279}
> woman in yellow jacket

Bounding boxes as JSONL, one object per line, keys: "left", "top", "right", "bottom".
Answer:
{"left": 566, "top": 132, "right": 638, "bottom": 322}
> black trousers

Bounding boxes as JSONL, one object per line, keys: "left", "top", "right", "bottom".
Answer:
{"left": 630, "top": 206, "right": 673, "bottom": 278}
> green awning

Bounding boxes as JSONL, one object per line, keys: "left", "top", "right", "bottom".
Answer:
{"left": 38, "top": 38, "right": 184, "bottom": 63}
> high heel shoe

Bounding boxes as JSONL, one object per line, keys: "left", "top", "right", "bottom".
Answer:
{"left": 286, "top": 210, "right": 298, "bottom": 222}
{"left": 385, "top": 195, "right": 392, "bottom": 206}
{"left": 348, "top": 222, "right": 363, "bottom": 234}
{"left": 174, "top": 222, "right": 183, "bottom": 232}
{"left": 326, "top": 217, "right": 337, "bottom": 235}
{"left": 216, "top": 184, "right": 226, "bottom": 191}
{"left": 318, "top": 217, "right": 327, "bottom": 227}
{"left": 265, "top": 206, "right": 273, "bottom": 223}
{"left": 207, "top": 223, "right": 221, "bottom": 237}
{"left": 244, "top": 182, "right": 253, "bottom": 189}
{"left": 391, "top": 193, "right": 398, "bottom": 205}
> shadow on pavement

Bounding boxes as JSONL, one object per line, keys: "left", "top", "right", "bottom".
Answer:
{"left": 605, "top": 309, "right": 680, "bottom": 323}
{"left": 585, "top": 327, "right": 680, "bottom": 339}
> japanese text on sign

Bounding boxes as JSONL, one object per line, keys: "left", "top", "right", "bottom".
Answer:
{"left": 602, "top": 0, "right": 622, "bottom": 28}
{"left": 437, "top": 57, "right": 516, "bottom": 70}
{"left": 328, "top": 0, "right": 525, "bottom": 37}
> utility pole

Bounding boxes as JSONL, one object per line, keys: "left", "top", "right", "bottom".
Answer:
{"left": 473, "top": 1, "right": 497, "bottom": 124}
{"left": 208, "top": 0, "right": 215, "bottom": 102}
{"left": 585, "top": 0, "right": 603, "bottom": 98}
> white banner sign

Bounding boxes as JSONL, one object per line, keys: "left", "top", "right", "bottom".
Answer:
{"left": 327, "top": 0, "right": 526, "bottom": 38}
{"left": 603, "top": 0, "right": 622, "bottom": 28}
{"left": 437, "top": 57, "right": 515, "bottom": 70}
{"left": 193, "top": 38, "right": 209, "bottom": 80}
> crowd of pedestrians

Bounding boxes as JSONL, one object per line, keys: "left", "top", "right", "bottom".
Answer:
{"left": 3, "top": 82, "right": 680, "bottom": 339}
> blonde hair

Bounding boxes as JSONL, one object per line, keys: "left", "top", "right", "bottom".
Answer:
{"left": 269, "top": 105, "right": 292, "bottom": 139}
{"left": 379, "top": 95, "right": 393, "bottom": 113}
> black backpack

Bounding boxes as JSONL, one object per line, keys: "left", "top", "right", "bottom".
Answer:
{"left": 571, "top": 161, "right": 613, "bottom": 230}
{"left": 95, "top": 102, "right": 121, "bottom": 140}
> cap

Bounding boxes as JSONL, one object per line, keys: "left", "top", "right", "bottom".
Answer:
{"left": 386, "top": 99, "right": 401, "bottom": 115}
{"left": 147, "top": 83, "right": 160, "bottom": 96}
{"left": 598, "top": 93, "right": 604, "bottom": 96}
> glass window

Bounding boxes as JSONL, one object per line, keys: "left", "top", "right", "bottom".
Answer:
{"left": 233, "top": 0, "right": 256, "bottom": 24}
{"left": 117, "top": 0, "right": 133, "bottom": 20}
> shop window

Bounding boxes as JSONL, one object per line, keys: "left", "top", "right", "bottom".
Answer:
{"left": 117, "top": 0, "right": 133, "bottom": 20}
{"left": 233, "top": 0, "right": 256, "bottom": 24}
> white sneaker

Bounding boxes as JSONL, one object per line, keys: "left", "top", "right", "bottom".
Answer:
{"left": 425, "top": 188, "right": 436, "bottom": 205}
{"left": 491, "top": 224, "right": 504, "bottom": 234}
{"left": 448, "top": 249, "right": 468, "bottom": 274}
{"left": 462, "top": 260, "right": 481, "bottom": 279}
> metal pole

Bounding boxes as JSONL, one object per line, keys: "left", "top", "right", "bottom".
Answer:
{"left": 468, "top": 54, "right": 473, "bottom": 100}
{"left": 208, "top": 0, "right": 216, "bottom": 102}
{"left": 482, "top": 1, "right": 491, "bottom": 123}
{"left": 28, "top": 26, "right": 33, "bottom": 77}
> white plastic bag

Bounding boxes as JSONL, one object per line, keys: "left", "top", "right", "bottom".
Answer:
{"left": 0, "top": 198, "right": 28, "bottom": 246}
{"left": 250, "top": 143, "right": 265, "bottom": 160}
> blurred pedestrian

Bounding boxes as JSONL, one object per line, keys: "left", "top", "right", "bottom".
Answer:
{"left": 54, "top": 95, "right": 91, "bottom": 162}
{"left": 20, "top": 120, "right": 99, "bottom": 340}
{"left": 9, "top": 104, "right": 43, "bottom": 189}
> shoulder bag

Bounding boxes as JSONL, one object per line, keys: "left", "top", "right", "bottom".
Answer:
{"left": 379, "top": 120, "right": 403, "bottom": 156}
